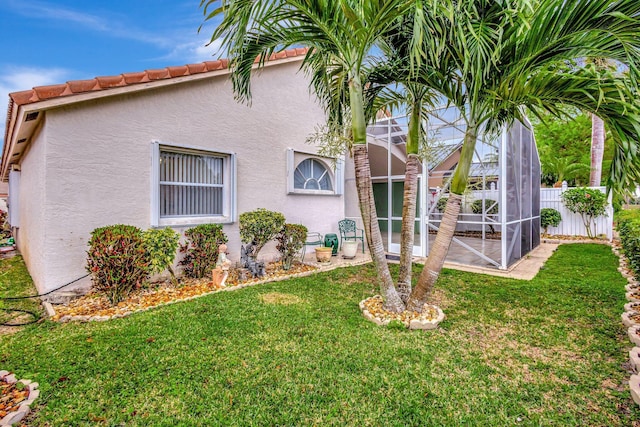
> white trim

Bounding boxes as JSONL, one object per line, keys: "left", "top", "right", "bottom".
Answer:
{"left": 500, "top": 126, "right": 508, "bottom": 270}
{"left": 150, "top": 141, "right": 160, "bottom": 227}
{"left": 286, "top": 148, "right": 343, "bottom": 196}
{"left": 151, "top": 140, "right": 236, "bottom": 227}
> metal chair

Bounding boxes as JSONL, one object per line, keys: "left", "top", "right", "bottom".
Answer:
{"left": 338, "top": 219, "right": 365, "bottom": 253}
{"left": 301, "top": 232, "right": 324, "bottom": 260}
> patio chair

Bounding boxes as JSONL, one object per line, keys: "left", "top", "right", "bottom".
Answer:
{"left": 301, "top": 232, "right": 324, "bottom": 260}
{"left": 338, "top": 219, "right": 365, "bottom": 253}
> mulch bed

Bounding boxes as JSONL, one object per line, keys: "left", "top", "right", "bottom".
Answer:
{"left": 52, "top": 262, "right": 317, "bottom": 321}
{"left": 362, "top": 295, "right": 439, "bottom": 326}
{"left": 0, "top": 382, "right": 28, "bottom": 420}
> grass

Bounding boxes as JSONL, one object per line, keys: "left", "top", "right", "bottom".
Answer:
{"left": 0, "top": 255, "right": 42, "bottom": 326}
{"left": 0, "top": 244, "right": 638, "bottom": 426}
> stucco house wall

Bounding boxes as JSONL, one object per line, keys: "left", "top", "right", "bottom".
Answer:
{"left": 14, "top": 123, "right": 47, "bottom": 289}
{"left": 12, "top": 59, "right": 349, "bottom": 294}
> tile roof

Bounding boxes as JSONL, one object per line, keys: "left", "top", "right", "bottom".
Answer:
{"left": 2, "top": 47, "right": 309, "bottom": 179}
{"left": 8, "top": 47, "right": 309, "bottom": 107}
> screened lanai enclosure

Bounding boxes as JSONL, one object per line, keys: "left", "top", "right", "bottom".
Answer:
{"left": 366, "top": 106, "right": 541, "bottom": 269}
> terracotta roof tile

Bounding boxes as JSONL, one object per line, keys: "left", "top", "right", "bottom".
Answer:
{"left": 167, "top": 66, "right": 189, "bottom": 77}
{"left": 9, "top": 90, "right": 38, "bottom": 105}
{"left": 33, "top": 84, "right": 72, "bottom": 100}
{"left": 187, "top": 63, "right": 207, "bottom": 74}
{"left": 147, "top": 69, "right": 171, "bottom": 80}
{"left": 7, "top": 47, "right": 309, "bottom": 108}
{"left": 67, "top": 79, "right": 100, "bottom": 93}
{"left": 204, "top": 60, "right": 224, "bottom": 71}
{"left": 95, "top": 75, "right": 125, "bottom": 88}
{"left": 122, "top": 72, "right": 149, "bottom": 84}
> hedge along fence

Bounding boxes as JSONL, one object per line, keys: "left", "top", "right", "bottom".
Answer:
{"left": 617, "top": 209, "right": 640, "bottom": 277}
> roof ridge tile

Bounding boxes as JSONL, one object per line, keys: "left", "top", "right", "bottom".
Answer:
{"left": 7, "top": 47, "right": 309, "bottom": 107}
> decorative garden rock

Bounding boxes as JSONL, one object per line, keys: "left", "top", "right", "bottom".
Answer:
{"left": 622, "top": 311, "right": 640, "bottom": 328}
{"left": 408, "top": 309, "right": 446, "bottom": 330}
{"left": 626, "top": 292, "right": 640, "bottom": 302}
{"left": 629, "top": 347, "right": 640, "bottom": 372}
{"left": 625, "top": 302, "right": 640, "bottom": 312}
{"left": 630, "top": 375, "right": 640, "bottom": 407}
{"left": 0, "top": 371, "right": 39, "bottom": 426}
{"left": 628, "top": 325, "right": 640, "bottom": 347}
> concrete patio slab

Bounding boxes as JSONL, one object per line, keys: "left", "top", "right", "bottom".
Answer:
{"left": 437, "top": 242, "right": 559, "bottom": 280}
{"left": 303, "top": 241, "right": 559, "bottom": 281}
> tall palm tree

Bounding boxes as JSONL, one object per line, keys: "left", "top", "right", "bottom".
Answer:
{"left": 200, "top": 0, "right": 432, "bottom": 312}
{"left": 405, "top": 0, "right": 640, "bottom": 311}
{"left": 588, "top": 58, "right": 616, "bottom": 187}
{"left": 363, "top": 83, "right": 431, "bottom": 303}
{"left": 590, "top": 114, "right": 606, "bottom": 186}
{"left": 363, "top": 17, "right": 452, "bottom": 303}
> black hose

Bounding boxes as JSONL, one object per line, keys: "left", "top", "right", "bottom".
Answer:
{"left": 0, "top": 273, "right": 90, "bottom": 326}
{"left": 0, "top": 308, "right": 40, "bottom": 327}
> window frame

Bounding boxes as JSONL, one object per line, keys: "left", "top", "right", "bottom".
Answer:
{"left": 151, "top": 141, "right": 236, "bottom": 227}
{"left": 286, "top": 149, "right": 343, "bottom": 196}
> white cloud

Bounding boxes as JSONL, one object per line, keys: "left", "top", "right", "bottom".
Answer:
{"left": 5, "top": 0, "right": 171, "bottom": 48}
{"left": 0, "top": 66, "right": 71, "bottom": 141}
{"left": 3, "top": 0, "right": 226, "bottom": 66}
{"left": 159, "top": 37, "right": 227, "bottom": 65}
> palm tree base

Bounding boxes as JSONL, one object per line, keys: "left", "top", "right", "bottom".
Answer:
{"left": 360, "top": 295, "right": 445, "bottom": 329}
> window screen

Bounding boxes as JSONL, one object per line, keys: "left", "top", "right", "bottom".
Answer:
{"left": 159, "top": 150, "right": 224, "bottom": 217}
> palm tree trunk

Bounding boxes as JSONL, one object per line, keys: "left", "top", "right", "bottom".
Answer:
{"left": 589, "top": 113, "right": 605, "bottom": 186}
{"left": 397, "top": 100, "right": 422, "bottom": 303}
{"left": 406, "top": 126, "right": 477, "bottom": 312}
{"left": 350, "top": 74, "right": 404, "bottom": 313}
{"left": 397, "top": 155, "right": 419, "bottom": 303}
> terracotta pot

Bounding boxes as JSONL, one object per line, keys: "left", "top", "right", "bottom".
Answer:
{"left": 342, "top": 241, "right": 358, "bottom": 258}
{"left": 315, "top": 247, "right": 332, "bottom": 263}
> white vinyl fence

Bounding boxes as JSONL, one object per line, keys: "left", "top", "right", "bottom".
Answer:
{"left": 540, "top": 186, "right": 613, "bottom": 240}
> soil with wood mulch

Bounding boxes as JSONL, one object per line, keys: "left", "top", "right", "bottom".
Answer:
{"left": 542, "top": 234, "right": 610, "bottom": 242}
{"left": 51, "top": 262, "right": 317, "bottom": 321}
{"left": 0, "top": 382, "right": 28, "bottom": 420}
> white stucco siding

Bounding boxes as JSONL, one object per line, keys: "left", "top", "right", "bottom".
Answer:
{"left": 31, "top": 60, "right": 349, "bottom": 293}
{"left": 15, "top": 123, "right": 48, "bottom": 290}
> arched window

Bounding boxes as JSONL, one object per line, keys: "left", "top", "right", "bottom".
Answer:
{"left": 294, "top": 159, "right": 333, "bottom": 191}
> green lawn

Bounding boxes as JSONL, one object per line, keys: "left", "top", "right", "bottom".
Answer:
{"left": 1, "top": 244, "right": 638, "bottom": 426}
{"left": 0, "top": 255, "right": 42, "bottom": 326}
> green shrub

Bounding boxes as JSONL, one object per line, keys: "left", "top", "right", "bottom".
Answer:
{"left": 179, "top": 224, "right": 228, "bottom": 279}
{"left": 143, "top": 227, "right": 180, "bottom": 283}
{"left": 470, "top": 199, "right": 499, "bottom": 215}
{"left": 86, "top": 224, "right": 150, "bottom": 305}
{"left": 436, "top": 197, "right": 448, "bottom": 212}
{"left": 561, "top": 188, "right": 608, "bottom": 238}
{"left": 541, "top": 208, "right": 562, "bottom": 234}
{"left": 617, "top": 209, "right": 640, "bottom": 276}
{"left": 276, "top": 223, "right": 308, "bottom": 270}
{"left": 239, "top": 208, "right": 285, "bottom": 258}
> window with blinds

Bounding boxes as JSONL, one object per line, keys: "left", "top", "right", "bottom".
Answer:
{"left": 159, "top": 150, "right": 224, "bottom": 217}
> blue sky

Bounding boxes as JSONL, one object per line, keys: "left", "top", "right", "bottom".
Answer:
{"left": 0, "top": 0, "right": 223, "bottom": 123}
